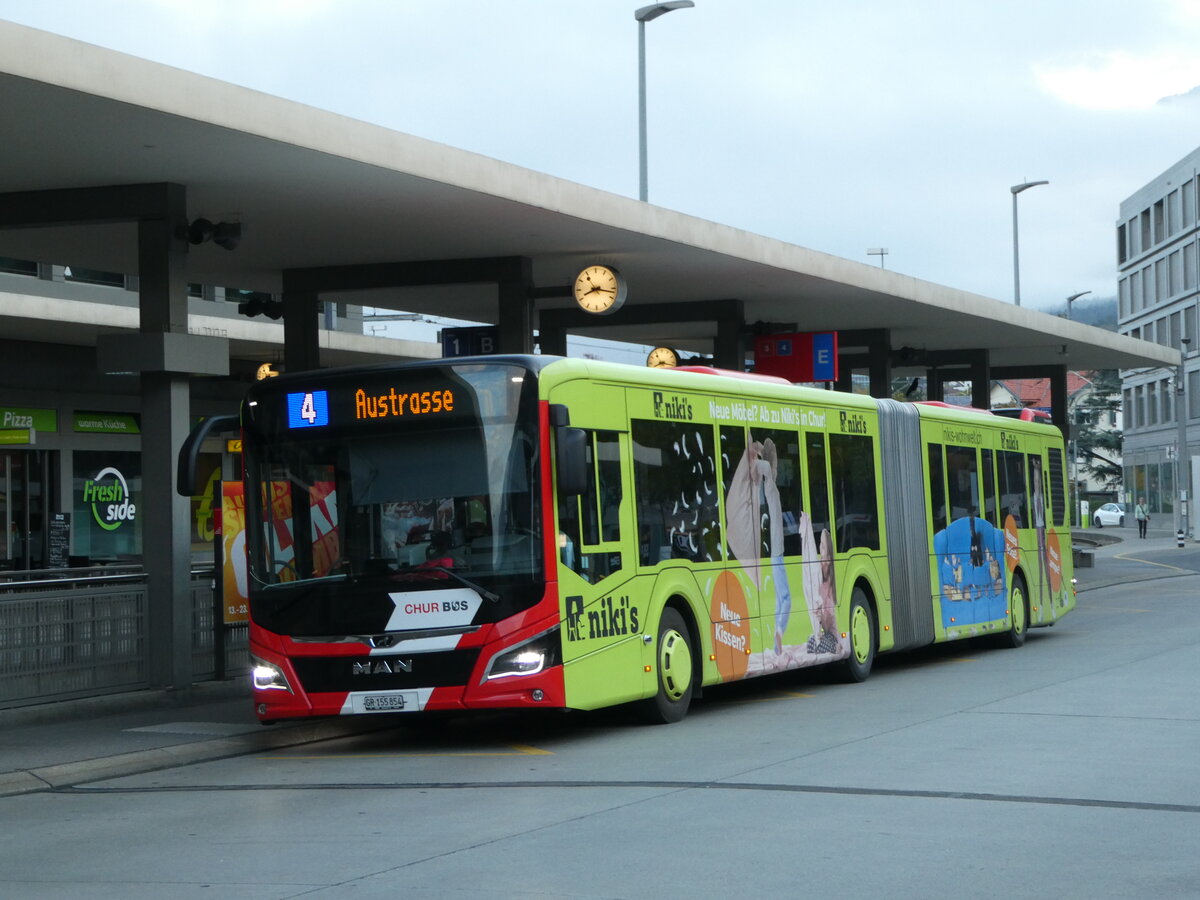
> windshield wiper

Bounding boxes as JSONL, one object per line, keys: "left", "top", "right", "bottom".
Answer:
{"left": 426, "top": 566, "right": 500, "bottom": 603}
{"left": 392, "top": 563, "right": 500, "bottom": 603}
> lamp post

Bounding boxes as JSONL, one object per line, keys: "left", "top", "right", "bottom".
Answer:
{"left": 1178, "top": 337, "right": 1192, "bottom": 539}
{"left": 1011, "top": 180, "right": 1048, "bottom": 306}
{"left": 1066, "top": 290, "right": 1090, "bottom": 320}
{"left": 636, "top": 1, "right": 694, "bottom": 202}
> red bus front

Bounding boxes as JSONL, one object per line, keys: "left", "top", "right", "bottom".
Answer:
{"left": 238, "top": 357, "right": 564, "bottom": 721}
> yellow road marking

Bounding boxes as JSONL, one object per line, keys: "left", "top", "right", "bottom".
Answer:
{"left": 263, "top": 743, "right": 553, "bottom": 759}
{"left": 1112, "top": 552, "right": 1194, "bottom": 574}
{"left": 748, "top": 691, "right": 815, "bottom": 703}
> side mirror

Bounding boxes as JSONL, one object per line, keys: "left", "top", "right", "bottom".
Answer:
{"left": 555, "top": 427, "right": 588, "bottom": 496}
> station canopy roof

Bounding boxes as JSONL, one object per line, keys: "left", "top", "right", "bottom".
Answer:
{"left": 0, "top": 20, "right": 1176, "bottom": 374}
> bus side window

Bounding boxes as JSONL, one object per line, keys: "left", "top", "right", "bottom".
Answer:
{"left": 928, "top": 444, "right": 947, "bottom": 535}
{"left": 556, "top": 430, "right": 623, "bottom": 580}
{"left": 805, "top": 432, "right": 831, "bottom": 544}
{"left": 997, "top": 449, "right": 1028, "bottom": 528}
{"left": 830, "top": 433, "right": 880, "bottom": 551}
{"left": 1046, "top": 447, "right": 1066, "bottom": 527}
{"left": 981, "top": 449, "right": 998, "bottom": 527}
{"left": 634, "top": 419, "right": 720, "bottom": 566}
{"left": 596, "top": 431, "right": 622, "bottom": 542}
{"left": 945, "top": 444, "right": 980, "bottom": 523}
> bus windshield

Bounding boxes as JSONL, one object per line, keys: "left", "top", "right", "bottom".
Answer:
{"left": 241, "top": 362, "right": 542, "bottom": 592}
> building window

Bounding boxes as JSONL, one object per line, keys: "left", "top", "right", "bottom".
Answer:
{"left": 1156, "top": 259, "right": 1168, "bottom": 302}
{"left": 1170, "top": 251, "right": 1182, "bottom": 297}
{"left": 1189, "top": 370, "right": 1200, "bottom": 419}
{"left": 1163, "top": 378, "right": 1174, "bottom": 423}
{"left": 1143, "top": 266, "right": 1154, "bottom": 306}
{"left": 1154, "top": 200, "right": 1165, "bottom": 243}
{"left": 1186, "top": 243, "right": 1197, "bottom": 291}
{"left": 1169, "top": 189, "right": 1181, "bottom": 235}
{"left": 1185, "top": 179, "right": 1196, "bottom": 227}
{"left": 1187, "top": 304, "right": 1198, "bottom": 348}
{"left": 1142, "top": 208, "right": 1152, "bottom": 248}
{"left": 1117, "top": 223, "right": 1128, "bottom": 264}
{"left": 1123, "top": 388, "right": 1134, "bottom": 428}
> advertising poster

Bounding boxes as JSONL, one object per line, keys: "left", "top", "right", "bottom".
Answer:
{"left": 221, "top": 481, "right": 249, "bottom": 624}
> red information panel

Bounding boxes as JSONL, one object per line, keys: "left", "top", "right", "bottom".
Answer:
{"left": 753, "top": 332, "right": 839, "bottom": 382}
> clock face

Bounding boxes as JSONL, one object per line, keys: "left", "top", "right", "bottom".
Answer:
{"left": 647, "top": 346, "right": 679, "bottom": 368}
{"left": 574, "top": 265, "right": 626, "bottom": 315}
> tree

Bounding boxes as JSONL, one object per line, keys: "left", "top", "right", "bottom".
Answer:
{"left": 1073, "top": 369, "right": 1123, "bottom": 491}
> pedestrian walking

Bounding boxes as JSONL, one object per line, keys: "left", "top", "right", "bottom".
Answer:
{"left": 1134, "top": 496, "right": 1150, "bottom": 538}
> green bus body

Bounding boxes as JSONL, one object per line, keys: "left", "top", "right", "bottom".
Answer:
{"left": 542, "top": 359, "right": 1073, "bottom": 716}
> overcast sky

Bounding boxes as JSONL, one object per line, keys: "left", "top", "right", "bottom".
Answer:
{"left": 6, "top": 0, "right": 1200, "bottom": 318}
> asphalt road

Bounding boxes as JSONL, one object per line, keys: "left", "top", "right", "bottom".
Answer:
{"left": 2, "top": 538, "right": 1198, "bottom": 898}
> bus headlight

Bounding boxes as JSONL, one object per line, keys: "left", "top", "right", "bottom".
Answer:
{"left": 251, "top": 656, "right": 293, "bottom": 693}
{"left": 484, "top": 627, "right": 561, "bottom": 681}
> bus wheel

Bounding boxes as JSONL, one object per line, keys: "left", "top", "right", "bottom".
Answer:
{"left": 639, "top": 607, "right": 695, "bottom": 724}
{"left": 840, "top": 587, "right": 876, "bottom": 683}
{"left": 997, "top": 574, "right": 1028, "bottom": 649}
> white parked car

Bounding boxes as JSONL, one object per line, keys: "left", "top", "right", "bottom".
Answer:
{"left": 1092, "top": 503, "right": 1125, "bottom": 527}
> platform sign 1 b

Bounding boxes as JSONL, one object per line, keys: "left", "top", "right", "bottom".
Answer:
{"left": 753, "top": 331, "right": 839, "bottom": 382}
{"left": 442, "top": 326, "right": 499, "bottom": 358}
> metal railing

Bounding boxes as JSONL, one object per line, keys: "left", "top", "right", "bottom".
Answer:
{"left": 0, "top": 566, "right": 247, "bottom": 709}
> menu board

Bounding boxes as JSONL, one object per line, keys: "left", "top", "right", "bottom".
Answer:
{"left": 48, "top": 512, "right": 71, "bottom": 567}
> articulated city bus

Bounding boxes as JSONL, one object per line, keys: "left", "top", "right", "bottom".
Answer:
{"left": 224, "top": 355, "right": 1073, "bottom": 724}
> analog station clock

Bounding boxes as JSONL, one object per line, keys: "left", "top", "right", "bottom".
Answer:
{"left": 573, "top": 264, "right": 627, "bottom": 315}
{"left": 647, "top": 346, "right": 680, "bottom": 368}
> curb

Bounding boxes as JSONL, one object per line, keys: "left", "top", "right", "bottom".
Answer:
{"left": 0, "top": 715, "right": 392, "bottom": 799}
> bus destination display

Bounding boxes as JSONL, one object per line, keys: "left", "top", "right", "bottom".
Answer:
{"left": 285, "top": 386, "right": 456, "bottom": 430}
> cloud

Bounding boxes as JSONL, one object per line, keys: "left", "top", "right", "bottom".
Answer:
{"left": 1035, "top": 51, "right": 1200, "bottom": 110}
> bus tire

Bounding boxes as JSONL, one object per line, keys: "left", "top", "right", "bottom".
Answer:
{"left": 638, "top": 607, "right": 695, "bottom": 724}
{"left": 839, "top": 586, "right": 876, "bottom": 683}
{"left": 997, "top": 573, "right": 1028, "bottom": 649}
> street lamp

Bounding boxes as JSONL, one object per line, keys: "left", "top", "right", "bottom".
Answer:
{"left": 1178, "top": 337, "right": 1192, "bottom": 539}
{"left": 636, "top": 1, "right": 694, "bottom": 202}
{"left": 1066, "top": 290, "right": 1091, "bottom": 320}
{"left": 1011, "top": 180, "right": 1049, "bottom": 307}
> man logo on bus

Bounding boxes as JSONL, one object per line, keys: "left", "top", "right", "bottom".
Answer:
{"left": 83, "top": 466, "right": 136, "bottom": 531}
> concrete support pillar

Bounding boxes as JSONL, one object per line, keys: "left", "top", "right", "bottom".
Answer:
{"left": 713, "top": 300, "right": 745, "bottom": 370}
{"left": 497, "top": 257, "right": 534, "bottom": 354}
{"left": 283, "top": 290, "right": 321, "bottom": 373}
{"left": 142, "top": 372, "right": 194, "bottom": 689}
{"left": 136, "top": 193, "right": 193, "bottom": 690}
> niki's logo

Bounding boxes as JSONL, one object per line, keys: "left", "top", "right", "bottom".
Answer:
{"left": 652, "top": 391, "right": 693, "bottom": 421}
{"left": 564, "top": 594, "right": 640, "bottom": 642}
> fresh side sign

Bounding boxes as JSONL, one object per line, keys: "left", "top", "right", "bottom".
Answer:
{"left": 83, "top": 466, "right": 137, "bottom": 531}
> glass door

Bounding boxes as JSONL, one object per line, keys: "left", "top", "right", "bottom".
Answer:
{"left": 0, "top": 450, "right": 52, "bottom": 571}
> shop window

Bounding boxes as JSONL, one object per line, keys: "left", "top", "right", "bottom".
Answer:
{"left": 72, "top": 451, "right": 142, "bottom": 562}
{"left": 0, "top": 257, "right": 37, "bottom": 277}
